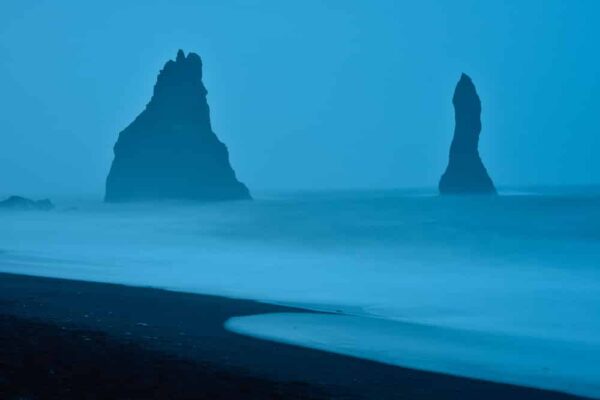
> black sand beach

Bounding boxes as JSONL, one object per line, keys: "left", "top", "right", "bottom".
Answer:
{"left": 0, "top": 273, "right": 590, "bottom": 399}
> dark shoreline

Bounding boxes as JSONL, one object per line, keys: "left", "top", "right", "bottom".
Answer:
{"left": 0, "top": 273, "right": 590, "bottom": 399}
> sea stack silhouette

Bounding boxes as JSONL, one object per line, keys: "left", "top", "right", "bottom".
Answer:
{"left": 439, "top": 73, "right": 496, "bottom": 195}
{"left": 105, "top": 50, "right": 251, "bottom": 202}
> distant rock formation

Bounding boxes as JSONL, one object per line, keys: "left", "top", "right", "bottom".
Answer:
{"left": 439, "top": 73, "right": 496, "bottom": 195}
{"left": 105, "top": 50, "right": 251, "bottom": 202}
{"left": 0, "top": 196, "right": 54, "bottom": 211}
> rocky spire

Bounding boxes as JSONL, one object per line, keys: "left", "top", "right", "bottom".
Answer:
{"left": 105, "top": 50, "right": 251, "bottom": 202}
{"left": 439, "top": 73, "right": 496, "bottom": 195}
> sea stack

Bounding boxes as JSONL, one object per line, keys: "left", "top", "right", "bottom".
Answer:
{"left": 105, "top": 50, "right": 251, "bottom": 202}
{"left": 439, "top": 73, "right": 496, "bottom": 195}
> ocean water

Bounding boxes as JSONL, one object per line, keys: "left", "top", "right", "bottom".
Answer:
{"left": 1, "top": 188, "right": 600, "bottom": 397}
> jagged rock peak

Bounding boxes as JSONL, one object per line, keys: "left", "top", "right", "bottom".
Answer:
{"left": 148, "top": 50, "right": 207, "bottom": 114}
{"left": 439, "top": 73, "right": 496, "bottom": 195}
{"left": 105, "top": 50, "right": 251, "bottom": 202}
{"left": 164, "top": 49, "right": 203, "bottom": 74}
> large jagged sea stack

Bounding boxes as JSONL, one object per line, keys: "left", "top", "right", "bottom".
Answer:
{"left": 439, "top": 73, "right": 496, "bottom": 195}
{"left": 105, "top": 50, "right": 251, "bottom": 202}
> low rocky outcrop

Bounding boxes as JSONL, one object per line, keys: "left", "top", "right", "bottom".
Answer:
{"left": 0, "top": 196, "right": 54, "bottom": 211}
{"left": 105, "top": 50, "right": 251, "bottom": 202}
{"left": 439, "top": 73, "right": 496, "bottom": 194}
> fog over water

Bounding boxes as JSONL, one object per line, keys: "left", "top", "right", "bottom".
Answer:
{"left": 1, "top": 189, "right": 600, "bottom": 396}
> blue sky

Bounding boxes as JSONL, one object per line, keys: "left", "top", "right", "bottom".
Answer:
{"left": 1, "top": 0, "right": 599, "bottom": 195}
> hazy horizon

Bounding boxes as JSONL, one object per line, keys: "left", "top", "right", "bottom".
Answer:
{"left": 1, "top": 0, "right": 599, "bottom": 197}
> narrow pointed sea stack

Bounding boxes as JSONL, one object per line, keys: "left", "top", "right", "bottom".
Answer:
{"left": 439, "top": 74, "right": 496, "bottom": 195}
{"left": 105, "top": 50, "right": 251, "bottom": 202}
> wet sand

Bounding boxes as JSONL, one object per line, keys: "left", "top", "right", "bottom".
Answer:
{"left": 0, "top": 272, "right": 589, "bottom": 399}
